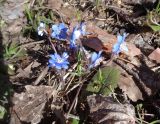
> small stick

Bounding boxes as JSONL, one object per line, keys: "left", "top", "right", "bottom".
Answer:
{"left": 34, "top": 66, "right": 49, "bottom": 85}
{"left": 48, "top": 37, "right": 57, "bottom": 53}
{"left": 117, "top": 57, "right": 138, "bottom": 67}
{"left": 67, "top": 82, "right": 83, "bottom": 116}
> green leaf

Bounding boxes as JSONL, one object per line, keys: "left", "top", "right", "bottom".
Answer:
{"left": 3, "top": 42, "right": 26, "bottom": 59}
{"left": 0, "top": 105, "right": 6, "bottom": 119}
{"left": 149, "top": 120, "right": 160, "bottom": 124}
{"left": 25, "top": 6, "right": 34, "bottom": 25}
{"left": 86, "top": 66, "right": 120, "bottom": 96}
{"left": 149, "top": 24, "right": 160, "bottom": 32}
{"left": 71, "top": 118, "right": 79, "bottom": 124}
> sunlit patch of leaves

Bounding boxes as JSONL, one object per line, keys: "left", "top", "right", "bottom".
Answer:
{"left": 3, "top": 42, "right": 25, "bottom": 60}
{"left": 147, "top": 1, "right": 160, "bottom": 32}
{"left": 23, "top": 2, "right": 55, "bottom": 37}
{"left": 0, "top": 19, "right": 5, "bottom": 28}
{"left": 0, "top": 105, "right": 6, "bottom": 119}
{"left": 86, "top": 66, "right": 120, "bottom": 96}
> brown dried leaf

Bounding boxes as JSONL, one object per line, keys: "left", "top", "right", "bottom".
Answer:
{"left": 16, "top": 61, "right": 41, "bottom": 78}
{"left": 48, "top": 0, "right": 63, "bottom": 10}
{"left": 81, "top": 37, "right": 103, "bottom": 51}
{"left": 81, "top": 22, "right": 116, "bottom": 52}
{"left": 87, "top": 95, "right": 136, "bottom": 124}
{"left": 118, "top": 71, "right": 143, "bottom": 102}
{"left": 11, "top": 85, "right": 56, "bottom": 124}
{"left": 125, "top": 42, "right": 142, "bottom": 57}
{"left": 86, "top": 22, "right": 117, "bottom": 51}
{"left": 148, "top": 48, "right": 160, "bottom": 63}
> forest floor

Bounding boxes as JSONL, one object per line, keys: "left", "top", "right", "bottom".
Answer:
{"left": 0, "top": 0, "right": 160, "bottom": 124}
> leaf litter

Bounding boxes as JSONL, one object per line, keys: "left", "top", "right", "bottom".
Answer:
{"left": 0, "top": 0, "right": 160, "bottom": 123}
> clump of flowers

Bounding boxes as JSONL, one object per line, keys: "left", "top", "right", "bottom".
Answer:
{"left": 49, "top": 52, "right": 69, "bottom": 70}
{"left": 112, "top": 33, "right": 128, "bottom": 54}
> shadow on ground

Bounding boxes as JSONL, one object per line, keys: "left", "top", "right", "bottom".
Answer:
{"left": 0, "top": 29, "right": 11, "bottom": 123}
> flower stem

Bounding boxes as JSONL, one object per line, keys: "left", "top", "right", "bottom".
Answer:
{"left": 48, "top": 37, "right": 57, "bottom": 53}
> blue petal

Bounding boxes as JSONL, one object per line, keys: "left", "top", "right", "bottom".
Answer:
{"left": 122, "top": 33, "right": 127, "bottom": 42}
{"left": 112, "top": 33, "right": 127, "bottom": 54}
{"left": 51, "top": 32, "right": 57, "bottom": 38}
{"left": 91, "top": 52, "right": 98, "bottom": 63}
{"left": 50, "top": 54, "right": 56, "bottom": 60}
{"left": 89, "top": 64, "right": 94, "bottom": 69}
{"left": 112, "top": 43, "right": 120, "bottom": 54}
{"left": 59, "top": 23, "right": 66, "bottom": 29}
{"left": 62, "top": 52, "right": 69, "bottom": 59}
{"left": 54, "top": 53, "right": 61, "bottom": 60}
{"left": 55, "top": 65, "right": 62, "bottom": 70}
{"left": 80, "top": 22, "right": 86, "bottom": 36}
{"left": 62, "top": 64, "right": 68, "bottom": 69}
{"left": 70, "top": 41, "right": 76, "bottom": 49}
{"left": 62, "top": 61, "right": 69, "bottom": 65}
{"left": 97, "top": 51, "right": 102, "bottom": 58}
{"left": 49, "top": 59, "right": 55, "bottom": 64}
{"left": 59, "top": 31, "right": 67, "bottom": 39}
{"left": 52, "top": 24, "right": 58, "bottom": 31}
{"left": 70, "top": 28, "right": 77, "bottom": 48}
{"left": 117, "top": 34, "right": 123, "bottom": 44}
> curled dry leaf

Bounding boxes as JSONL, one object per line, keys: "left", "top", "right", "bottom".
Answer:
{"left": 148, "top": 48, "right": 160, "bottom": 63}
{"left": 83, "top": 22, "right": 116, "bottom": 53}
{"left": 81, "top": 36, "right": 103, "bottom": 51}
{"left": 87, "top": 94, "right": 136, "bottom": 124}
{"left": 10, "top": 85, "right": 57, "bottom": 124}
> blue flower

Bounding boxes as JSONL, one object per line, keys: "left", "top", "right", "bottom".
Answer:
{"left": 51, "top": 23, "right": 68, "bottom": 40}
{"left": 89, "top": 51, "right": 102, "bottom": 68}
{"left": 49, "top": 52, "right": 69, "bottom": 70}
{"left": 80, "top": 22, "right": 86, "bottom": 36}
{"left": 70, "top": 22, "right": 86, "bottom": 48}
{"left": 112, "top": 33, "right": 127, "bottom": 54}
{"left": 37, "top": 22, "right": 46, "bottom": 36}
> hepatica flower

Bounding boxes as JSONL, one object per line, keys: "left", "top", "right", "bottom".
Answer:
{"left": 49, "top": 52, "right": 69, "bottom": 70}
{"left": 70, "top": 22, "right": 86, "bottom": 48}
{"left": 89, "top": 51, "right": 102, "bottom": 68}
{"left": 37, "top": 22, "right": 46, "bottom": 36}
{"left": 51, "top": 23, "right": 68, "bottom": 40}
{"left": 112, "top": 33, "right": 128, "bottom": 54}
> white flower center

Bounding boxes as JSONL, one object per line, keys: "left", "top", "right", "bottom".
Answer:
{"left": 57, "top": 58, "right": 63, "bottom": 63}
{"left": 74, "top": 30, "right": 81, "bottom": 39}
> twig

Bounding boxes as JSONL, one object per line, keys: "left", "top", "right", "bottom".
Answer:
{"left": 66, "top": 83, "right": 80, "bottom": 95}
{"left": 65, "top": 113, "right": 80, "bottom": 120}
{"left": 117, "top": 57, "right": 138, "bottom": 67}
{"left": 67, "top": 82, "right": 83, "bottom": 116}
{"left": 30, "top": 0, "right": 36, "bottom": 7}
{"left": 48, "top": 37, "right": 57, "bottom": 53}
{"left": 33, "top": 66, "right": 49, "bottom": 85}
{"left": 11, "top": 0, "right": 29, "bottom": 9}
